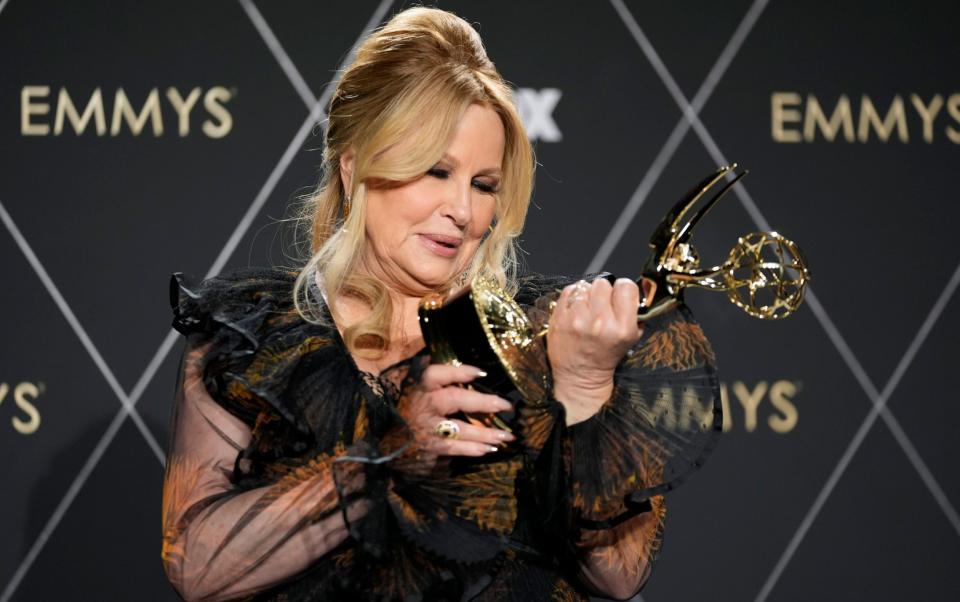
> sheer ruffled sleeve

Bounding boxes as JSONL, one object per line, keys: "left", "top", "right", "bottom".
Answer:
{"left": 515, "top": 273, "right": 723, "bottom": 598}
{"left": 161, "top": 270, "right": 411, "bottom": 600}
{"left": 161, "top": 333, "right": 384, "bottom": 601}
{"left": 561, "top": 299, "right": 721, "bottom": 512}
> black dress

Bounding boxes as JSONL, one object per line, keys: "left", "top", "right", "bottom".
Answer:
{"left": 161, "top": 265, "right": 721, "bottom": 601}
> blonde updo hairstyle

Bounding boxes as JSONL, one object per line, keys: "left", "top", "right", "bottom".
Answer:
{"left": 293, "top": 7, "right": 535, "bottom": 359}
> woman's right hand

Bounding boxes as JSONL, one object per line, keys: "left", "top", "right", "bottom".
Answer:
{"left": 399, "top": 363, "right": 516, "bottom": 469}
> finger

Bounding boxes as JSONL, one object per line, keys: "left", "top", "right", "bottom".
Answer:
{"left": 430, "top": 437, "right": 500, "bottom": 457}
{"left": 554, "top": 280, "right": 586, "bottom": 327}
{"left": 431, "top": 387, "right": 513, "bottom": 416}
{"left": 420, "top": 363, "right": 486, "bottom": 391}
{"left": 567, "top": 280, "right": 593, "bottom": 329}
{"left": 552, "top": 282, "right": 574, "bottom": 323}
{"left": 612, "top": 278, "right": 641, "bottom": 325}
{"left": 435, "top": 418, "right": 515, "bottom": 445}
{"left": 587, "top": 277, "right": 614, "bottom": 334}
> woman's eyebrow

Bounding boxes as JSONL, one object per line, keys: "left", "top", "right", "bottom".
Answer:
{"left": 440, "top": 153, "right": 502, "bottom": 177}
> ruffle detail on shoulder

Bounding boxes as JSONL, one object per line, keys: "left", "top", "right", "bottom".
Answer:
{"left": 169, "top": 267, "right": 329, "bottom": 440}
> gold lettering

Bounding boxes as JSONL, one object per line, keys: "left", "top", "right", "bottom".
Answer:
{"left": 22, "top": 85, "right": 232, "bottom": 138}
{"left": 771, "top": 92, "right": 802, "bottom": 143}
{"left": 21, "top": 85, "right": 51, "bottom": 135}
{"left": 768, "top": 380, "right": 798, "bottom": 433}
{"left": 111, "top": 87, "right": 164, "bottom": 136}
{"left": 804, "top": 94, "right": 854, "bottom": 142}
{"left": 733, "top": 380, "right": 767, "bottom": 433}
{"left": 680, "top": 387, "right": 713, "bottom": 431}
{"left": 165, "top": 87, "right": 202, "bottom": 137}
{"left": 12, "top": 382, "right": 41, "bottom": 435}
{"left": 858, "top": 95, "right": 908, "bottom": 142}
{"left": 54, "top": 87, "right": 106, "bottom": 136}
{"left": 202, "top": 86, "right": 233, "bottom": 138}
{"left": 946, "top": 94, "right": 960, "bottom": 144}
{"left": 719, "top": 382, "right": 732, "bottom": 432}
{"left": 909, "top": 94, "right": 944, "bottom": 143}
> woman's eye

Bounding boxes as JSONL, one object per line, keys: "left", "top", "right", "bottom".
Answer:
{"left": 472, "top": 180, "right": 499, "bottom": 194}
{"left": 427, "top": 167, "right": 498, "bottom": 194}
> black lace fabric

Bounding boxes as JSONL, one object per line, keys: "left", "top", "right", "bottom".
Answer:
{"left": 160, "top": 266, "right": 721, "bottom": 601}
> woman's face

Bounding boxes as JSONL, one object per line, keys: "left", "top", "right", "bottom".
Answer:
{"left": 353, "top": 102, "right": 505, "bottom": 296}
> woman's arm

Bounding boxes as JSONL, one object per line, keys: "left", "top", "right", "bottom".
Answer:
{"left": 162, "top": 341, "right": 373, "bottom": 601}
{"left": 573, "top": 506, "right": 663, "bottom": 600}
{"left": 543, "top": 277, "right": 712, "bottom": 599}
{"left": 553, "top": 382, "right": 666, "bottom": 601}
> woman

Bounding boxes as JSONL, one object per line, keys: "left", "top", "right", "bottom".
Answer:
{"left": 162, "top": 7, "right": 720, "bottom": 601}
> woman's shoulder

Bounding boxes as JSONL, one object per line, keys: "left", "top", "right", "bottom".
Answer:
{"left": 169, "top": 264, "right": 305, "bottom": 337}
{"left": 168, "top": 264, "right": 337, "bottom": 440}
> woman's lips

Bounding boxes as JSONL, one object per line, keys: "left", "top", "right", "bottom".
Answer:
{"left": 418, "top": 234, "right": 460, "bottom": 258}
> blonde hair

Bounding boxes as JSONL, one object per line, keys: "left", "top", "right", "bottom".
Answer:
{"left": 292, "top": 6, "right": 535, "bottom": 359}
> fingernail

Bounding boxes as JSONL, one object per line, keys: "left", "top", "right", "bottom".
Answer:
{"left": 487, "top": 445, "right": 499, "bottom": 453}
{"left": 475, "top": 369, "right": 488, "bottom": 378}
{"left": 496, "top": 431, "right": 516, "bottom": 441}
{"left": 496, "top": 399, "right": 512, "bottom": 410}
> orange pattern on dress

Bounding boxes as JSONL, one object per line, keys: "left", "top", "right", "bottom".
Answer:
{"left": 569, "top": 419, "right": 666, "bottom": 518}
{"left": 161, "top": 454, "right": 204, "bottom": 566}
{"left": 551, "top": 578, "right": 588, "bottom": 602}
{"left": 371, "top": 543, "right": 445, "bottom": 599}
{"left": 332, "top": 547, "right": 355, "bottom": 569}
{"left": 352, "top": 397, "right": 368, "bottom": 441}
{"left": 388, "top": 489, "right": 428, "bottom": 530}
{"left": 629, "top": 321, "right": 715, "bottom": 371}
{"left": 575, "top": 494, "right": 666, "bottom": 582}
{"left": 450, "top": 456, "right": 521, "bottom": 533}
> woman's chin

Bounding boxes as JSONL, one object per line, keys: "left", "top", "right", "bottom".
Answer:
{"left": 407, "top": 260, "right": 460, "bottom": 290}
{"left": 415, "top": 274, "right": 456, "bottom": 292}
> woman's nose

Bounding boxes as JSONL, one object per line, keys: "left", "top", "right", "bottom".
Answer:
{"left": 440, "top": 178, "right": 472, "bottom": 226}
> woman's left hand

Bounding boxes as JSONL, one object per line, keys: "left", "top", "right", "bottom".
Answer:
{"left": 547, "top": 277, "right": 654, "bottom": 426}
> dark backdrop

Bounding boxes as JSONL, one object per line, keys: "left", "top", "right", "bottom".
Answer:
{"left": 1, "top": 1, "right": 958, "bottom": 600}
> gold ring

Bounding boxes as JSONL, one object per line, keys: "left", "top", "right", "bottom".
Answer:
{"left": 434, "top": 419, "right": 460, "bottom": 439}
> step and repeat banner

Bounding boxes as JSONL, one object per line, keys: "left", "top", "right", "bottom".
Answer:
{"left": 1, "top": 1, "right": 958, "bottom": 600}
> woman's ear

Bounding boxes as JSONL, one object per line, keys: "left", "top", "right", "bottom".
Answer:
{"left": 339, "top": 148, "right": 356, "bottom": 192}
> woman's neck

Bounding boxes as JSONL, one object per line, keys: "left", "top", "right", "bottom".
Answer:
{"left": 328, "top": 284, "right": 426, "bottom": 372}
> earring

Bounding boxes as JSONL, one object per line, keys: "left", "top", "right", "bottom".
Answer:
{"left": 343, "top": 194, "right": 351, "bottom": 221}
{"left": 482, "top": 223, "right": 494, "bottom": 241}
